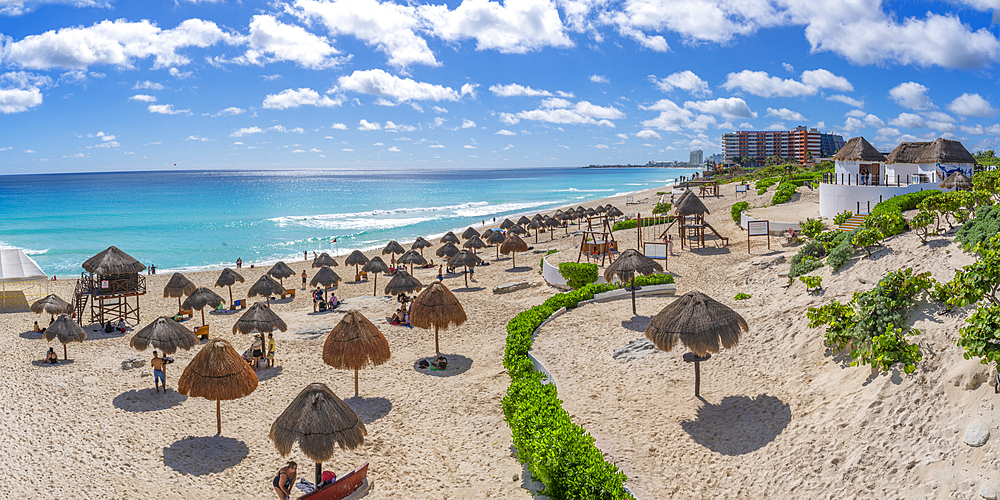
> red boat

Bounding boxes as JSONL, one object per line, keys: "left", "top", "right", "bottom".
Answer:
{"left": 299, "top": 463, "right": 371, "bottom": 500}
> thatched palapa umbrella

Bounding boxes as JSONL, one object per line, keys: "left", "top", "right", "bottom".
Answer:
{"left": 508, "top": 225, "right": 527, "bottom": 236}
{"left": 233, "top": 302, "right": 288, "bottom": 335}
{"left": 462, "top": 235, "right": 487, "bottom": 254}
{"left": 267, "top": 261, "right": 296, "bottom": 287}
{"left": 313, "top": 252, "right": 338, "bottom": 268}
{"left": 396, "top": 249, "right": 426, "bottom": 275}
{"left": 31, "top": 294, "right": 72, "bottom": 323}
{"left": 248, "top": 274, "right": 285, "bottom": 307}
{"left": 645, "top": 291, "right": 748, "bottom": 397}
{"left": 362, "top": 257, "right": 391, "bottom": 296}
{"left": 436, "top": 242, "right": 460, "bottom": 259}
{"left": 516, "top": 215, "right": 531, "bottom": 228}
{"left": 499, "top": 219, "right": 515, "bottom": 230}
{"left": 528, "top": 219, "right": 542, "bottom": 243}
{"left": 130, "top": 316, "right": 198, "bottom": 387}
{"left": 410, "top": 282, "right": 466, "bottom": 354}
{"left": 486, "top": 230, "right": 506, "bottom": 259}
{"left": 500, "top": 233, "right": 529, "bottom": 268}
{"left": 324, "top": 310, "right": 391, "bottom": 397}
{"left": 178, "top": 339, "right": 258, "bottom": 434}
{"left": 604, "top": 249, "right": 664, "bottom": 315}
{"left": 384, "top": 271, "right": 422, "bottom": 296}
{"left": 382, "top": 241, "right": 406, "bottom": 265}
{"left": 411, "top": 237, "right": 433, "bottom": 257}
{"left": 311, "top": 266, "right": 341, "bottom": 294}
{"left": 183, "top": 287, "right": 225, "bottom": 327}
{"left": 440, "top": 232, "right": 460, "bottom": 245}
{"left": 939, "top": 171, "right": 972, "bottom": 191}
{"left": 270, "top": 383, "right": 366, "bottom": 486}
{"left": 163, "top": 273, "right": 197, "bottom": 312}
{"left": 448, "top": 250, "right": 481, "bottom": 287}
{"left": 481, "top": 228, "right": 494, "bottom": 239}
{"left": 544, "top": 217, "right": 560, "bottom": 240}
{"left": 345, "top": 250, "right": 369, "bottom": 279}
{"left": 215, "top": 268, "right": 244, "bottom": 308}
{"left": 461, "top": 227, "right": 480, "bottom": 240}
{"left": 45, "top": 314, "right": 86, "bottom": 360}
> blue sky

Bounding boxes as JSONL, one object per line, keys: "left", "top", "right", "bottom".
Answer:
{"left": 1, "top": 0, "right": 1000, "bottom": 174}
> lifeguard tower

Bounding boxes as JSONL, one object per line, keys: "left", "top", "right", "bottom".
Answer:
{"left": 577, "top": 213, "right": 618, "bottom": 265}
{"left": 74, "top": 246, "right": 146, "bottom": 325}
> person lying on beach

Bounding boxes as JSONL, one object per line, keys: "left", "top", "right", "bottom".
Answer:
{"left": 273, "top": 461, "right": 297, "bottom": 500}
{"left": 45, "top": 347, "right": 58, "bottom": 364}
{"left": 34, "top": 321, "right": 45, "bottom": 334}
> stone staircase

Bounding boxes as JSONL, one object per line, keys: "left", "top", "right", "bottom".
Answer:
{"left": 836, "top": 213, "right": 867, "bottom": 232}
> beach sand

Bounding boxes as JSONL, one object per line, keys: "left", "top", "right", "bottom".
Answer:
{"left": 2, "top": 181, "right": 996, "bottom": 499}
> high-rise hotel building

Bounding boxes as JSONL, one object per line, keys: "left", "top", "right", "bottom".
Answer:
{"left": 722, "top": 126, "right": 845, "bottom": 164}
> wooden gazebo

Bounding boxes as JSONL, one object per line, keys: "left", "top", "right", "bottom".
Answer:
{"left": 75, "top": 246, "right": 146, "bottom": 325}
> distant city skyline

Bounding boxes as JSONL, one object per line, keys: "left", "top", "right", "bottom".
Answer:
{"left": 1, "top": 1, "right": 999, "bottom": 174}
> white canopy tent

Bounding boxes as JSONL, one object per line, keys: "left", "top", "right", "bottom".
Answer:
{"left": 1, "top": 248, "right": 48, "bottom": 311}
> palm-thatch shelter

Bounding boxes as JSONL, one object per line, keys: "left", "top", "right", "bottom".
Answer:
{"left": 461, "top": 227, "right": 480, "bottom": 240}
{"left": 410, "top": 282, "right": 467, "bottom": 354}
{"left": 411, "top": 237, "right": 433, "bottom": 256}
{"left": 448, "top": 250, "right": 482, "bottom": 287}
{"left": 440, "top": 232, "right": 460, "bottom": 245}
{"left": 645, "top": 291, "right": 748, "bottom": 397}
{"left": 382, "top": 241, "right": 406, "bottom": 265}
{"left": 270, "top": 383, "right": 366, "bottom": 486}
{"left": 462, "top": 235, "right": 487, "bottom": 254}
{"left": 31, "top": 294, "right": 72, "bottom": 322}
{"left": 497, "top": 219, "right": 513, "bottom": 230}
{"left": 215, "top": 268, "right": 245, "bottom": 307}
{"left": 676, "top": 192, "right": 709, "bottom": 216}
{"left": 311, "top": 266, "right": 341, "bottom": 293}
{"left": 486, "top": 230, "right": 507, "bottom": 259}
{"left": 544, "top": 217, "right": 560, "bottom": 240}
{"left": 323, "top": 310, "right": 391, "bottom": 397}
{"left": 516, "top": 215, "right": 531, "bottom": 227}
{"left": 396, "top": 249, "right": 426, "bottom": 275}
{"left": 939, "top": 171, "right": 973, "bottom": 191}
{"left": 45, "top": 313, "right": 86, "bottom": 360}
{"left": 313, "top": 253, "right": 338, "bottom": 268}
{"left": 586, "top": 207, "right": 597, "bottom": 217}
{"left": 362, "top": 257, "right": 391, "bottom": 296}
{"left": 833, "top": 136, "right": 887, "bottom": 162}
{"left": 178, "top": 339, "right": 258, "bottom": 434}
{"left": 130, "top": 316, "right": 198, "bottom": 386}
{"left": 384, "top": 271, "right": 422, "bottom": 296}
{"left": 607, "top": 206, "right": 623, "bottom": 219}
{"left": 182, "top": 287, "right": 225, "bottom": 327}
{"left": 267, "top": 261, "right": 296, "bottom": 287}
{"left": 80, "top": 246, "right": 147, "bottom": 326}
{"left": 508, "top": 225, "right": 528, "bottom": 236}
{"left": 527, "top": 219, "right": 543, "bottom": 243}
{"left": 531, "top": 213, "right": 543, "bottom": 222}
{"left": 604, "top": 249, "right": 665, "bottom": 315}
{"left": 481, "top": 228, "right": 494, "bottom": 239}
{"left": 436, "top": 242, "right": 460, "bottom": 259}
{"left": 345, "top": 250, "right": 369, "bottom": 278}
{"left": 248, "top": 274, "right": 285, "bottom": 307}
{"left": 500, "top": 233, "right": 529, "bottom": 268}
{"left": 163, "top": 273, "right": 197, "bottom": 311}
{"left": 233, "top": 302, "right": 288, "bottom": 335}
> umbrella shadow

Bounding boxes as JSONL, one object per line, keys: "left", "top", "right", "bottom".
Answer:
{"left": 31, "top": 359, "right": 75, "bottom": 367}
{"left": 926, "top": 238, "right": 951, "bottom": 249}
{"left": 343, "top": 396, "right": 393, "bottom": 424}
{"left": 621, "top": 315, "right": 652, "bottom": 332}
{"left": 690, "top": 246, "right": 731, "bottom": 256}
{"left": 209, "top": 309, "right": 239, "bottom": 316}
{"left": 680, "top": 394, "right": 790, "bottom": 455}
{"left": 413, "top": 354, "right": 473, "bottom": 377}
{"left": 256, "top": 365, "right": 284, "bottom": 382}
{"left": 451, "top": 287, "right": 486, "bottom": 293}
{"left": 505, "top": 267, "right": 534, "bottom": 273}
{"left": 163, "top": 435, "right": 250, "bottom": 476}
{"left": 113, "top": 388, "right": 187, "bottom": 412}
{"left": 20, "top": 330, "right": 44, "bottom": 340}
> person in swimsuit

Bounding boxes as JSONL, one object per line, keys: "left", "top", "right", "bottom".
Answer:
{"left": 251, "top": 334, "right": 263, "bottom": 370}
{"left": 273, "top": 461, "right": 297, "bottom": 500}
{"left": 45, "top": 347, "right": 58, "bottom": 364}
{"left": 267, "top": 333, "right": 276, "bottom": 368}
{"left": 151, "top": 351, "right": 165, "bottom": 393}
{"left": 301, "top": 270, "right": 307, "bottom": 289}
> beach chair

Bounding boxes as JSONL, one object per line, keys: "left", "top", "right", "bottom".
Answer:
{"left": 298, "top": 463, "right": 371, "bottom": 500}
{"left": 282, "top": 289, "right": 296, "bottom": 299}
{"left": 195, "top": 325, "right": 209, "bottom": 340}
{"left": 176, "top": 307, "right": 193, "bottom": 319}
{"left": 355, "top": 271, "right": 368, "bottom": 282}
{"left": 230, "top": 299, "right": 246, "bottom": 311}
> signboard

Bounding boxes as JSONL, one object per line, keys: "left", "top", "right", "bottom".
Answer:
{"left": 746, "top": 220, "right": 770, "bottom": 254}
{"left": 644, "top": 242, "right": 667, "bottom": 260}
{"left": 101, "top": 280, "right": 109, "bottom": 289}
{"left": 735, "top": 184, "right": 749, "bottom": 193}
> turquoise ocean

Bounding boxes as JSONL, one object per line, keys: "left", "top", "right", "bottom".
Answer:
{"left": 0, "top": 167, "right": 696, "bottom": 277}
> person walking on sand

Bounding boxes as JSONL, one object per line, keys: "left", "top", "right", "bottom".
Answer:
{"left": 304, "top": 251, "right": 308, "bottom": 261}
{"left": 236, "top": 258, "right": 242, "bottom": 269}
{"left": 667, "top": 235, "right": 675, "bottom": 256}
{"left": 267, "top": 333, "right": 276, "bottom": 368}
{"left": 273, "top": 461, "right": 297, "bottom": 500}
{"left": 151, "top": 351, "right": 165, "bottom": 393}
{"left": 301, "top": 270, "right": 307, "bottom": 289}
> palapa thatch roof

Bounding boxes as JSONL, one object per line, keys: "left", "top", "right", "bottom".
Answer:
{"left": 832, "top": 136, "right": 886, "bottom": 162}
{"left": 269, "top": 383, "right": 366, "bottom": 462}
{"left": 645, "top": 291, "right": 748, "bottom": 358}
{"left": 323, "top": 310, "right": 390, "bottom": 370}
{"left": 267, "top": 261, "right": 296, "bottom": 280}
{"left": 939, "top": 171, "right": 973, "bottom": 190}
{"left": 603, "top": 249, "right": 664, "bottom": 282}
{"left": 313, "top": 253, "right": 338, "bottom": 268}
{"left": 675, "top": 189, "right": 692, "bottom": 207}
{"left": 182, "top": 287, "right": 225, "bottom": 311}
{"left": 178, "top": 339, "right": 258, "bottom": 401}
{"left": 500, "top": 233, "right": 528, "bottom": 254}
{"left": 31, "top": 294, "right": 72, "bottom": 316}
{"left": 440, "top": 232, "right": 460, "bottom": 245}
{"left": 885, "top": 142, "right": 931, "bottom": 164}
{"left": 449, "top": 250, "right": 482, "bottom": 269}
{"left": 382, "top": 241, "right": 405, "bottom": 256}
{"left": 499, "top": 219, "right": 515, "bottom": 229}
{"left": 544, "top": 217, "right": 561, "bottom": 228}
{"left": 396, "top": 250, "right": 427, "bottom": 266}
{"left": 528, "top": 219, "right": 542, "bottom": 230}
{"left": 508, "top": 225, "right": 528, "bottom": 235}
{"left": 411, "top": 237, "right": 433, "bottom": 250}
{"left": 164, "top": 273, "right": 197, "bottom": 298}
{"left": 82, "top": 246, "right": 146, "bottom": 275}
{"left": 675, "top": 192, "right": 710, "bottom": 216}
{"left": 586, "top": 208, "right": 597, "bottom": 217}
{"left": 463, "top": 235, "right": 487, "bottom": 250}
{"left": 915, "top": 138, "right": 976, "bottom": 164}
{"left": 461, "top": 227, "right": 480, "bottom": 240}
{"left": 410, "top": 282, "right": 466, "bottom": 331}
{"left": 436, "top": 242, "right": 460, "bottom": 258}
{"left": 311, "top": 266, "right": 341, "bottom": 288}
{"left": 384, "top": 271, "right": 423, "bottom": 296}
{"left": 215, "top": 268, "right": 244, "bottom": 288}
{"left": 248, "top": 274, "right": 285, "bottom": 298}
{"left": 130, "top": 316, "right": 197, "bottom": 355}
{"left": 233, "top": 301, "right": 288, "bottom": 334}
{"left": 481, "top": 228, "right": 494, "bottom": 238}
{"left": 362, "top": 256, "right": 392, "bottom": 274}
{"left": 486, "top": 230, "right": 507, "bottom": 245}
{"left": 516, "top": 215, "right": 531, "bottom": 226}
{"left": 344, "top": 250, "right": 369, "bottom": 267}
{"left": 607, "top": 207, "right": 623, "bottom": 217}
{"left": 45, "top": 314, "right": 86, "bottom": 345}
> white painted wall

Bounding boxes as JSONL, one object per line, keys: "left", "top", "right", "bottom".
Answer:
{"left": 740, "top": 211, "right": 802, "bottom": 234}
{"left": 818, "top": 183, "right": 941, "bottom": 217}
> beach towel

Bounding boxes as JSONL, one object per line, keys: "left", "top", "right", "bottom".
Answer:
{"left": 296, "top": 479, "right": 316, "bottom": 493}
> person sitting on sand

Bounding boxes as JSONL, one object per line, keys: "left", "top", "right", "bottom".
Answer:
{"left": 34, "top": 321, "right": 45, "bottom": 334}
{"left": 273, "top": 461, "right": 297, "bottom": 500}
{"left": 104, "top": 321, "right": 114, "bottom": 334}
{"left": 432, "top": 355, "right": 448, "bottom": 370}
{"left": 328, "top": 293, "right": 338, "bottom": 310}
{"left": 390, "top": 308, "right": 407, "bottom": 325}
{"left": 45, "top": 347, "right": 58, "bottom": 364}
{"left": 117, "top": 318, "right": 128, "bottom": 333}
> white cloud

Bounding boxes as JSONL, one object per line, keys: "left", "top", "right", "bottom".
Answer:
{"left": 460, "top": 119, "right": 476, "bottom": 129}
{"left": 1, "top": 71, "right": 53, "bottom": 89}
{"left": 186, "top": 135, "right": 210, "bottom": 141}
{"left": 262, "top": 88, "right": 343, "bottom": 109}
{"left": 231, "top": 126, "right": 264, "bottom": 137}
{"left": 372, "top": 142, "right": 384, "bottom": 146}
{"left": 23, "top": 149, "right": 35, "bottom": 153}
{"left": 489, "top": 83, "right": 573, "bottom": 98}
{"left": 208, "top": 106, "right": 245, "bottom": 117}
{"left": 590, "top": 74, "right": 609, "bottom": 83}
{"left": 827, "top": 94, "right": 864, "bottom": 108}
{"left": 341, "top": 148, "right": 354, "bottom": 151}
{"left": 168, "top": 67, "right": 193, "bottom": 79}
{"left": 0, "top": 87, "right": 43, "bottom": 113}
{"left": 429, "top": 144, "right": 445, "bottom": 148}
{"left": 420, "top": 0, "right": 573, "bottom": 54}
{"left": 684, "top": 97, "right": 756, "bottom": 119}
{"left": 636, "top": 129, "right": 661, "bottom": 140}
{"left": 842, "top": 117, "right": 863, "bottom": 132}
{"left": 650, "top": 70, "right": 711, "bottom": 97}
{"left": 292, "top": 149, "right": 306, "bottom": 153}
{"left": 358, "top": 119, "right": 382, "bottom": 131}
{"left": 310, "top": 148, "right": 321, "bottom": 152}
{"left": 269, "top": 125, "right": 304, "bottom": 133}
{"left": 129, "top": 94, "right": 157, "bottom": 103}
{"left": 688, "top": 114, "right": 717, "bottom": 131}
{"left": 460, "top": 83, "right": 478, "bottom": 98}
{"left": 616, "top": 133, "right": 628, "bottom": 140}
{"left": 384, "top": 120, "right": 417, "bottom": 132}
{"left": 948, "top": 93, "right": 997, "bottom": 117}
{"left": 335, "top": 69, "right": 464, "bottom": 102}
{"left": 431, "top": 106, "right": 448, "bottom": 113}
{"left": 495, "top": 129, "right": 516, "bottom": 135}
{"left": 800, "top": 69, "right": 853, "bottom": 92}
{"left": 410, "top": 102, "right": 424, "bottom": 112}
{"left": 501, "top": 99, "right": 624, "bottom": 127}
{"left": 3, "top": 19, "right": 236, "bottom": 71}
{"left": 722, "top": 70, "right": 814, "bottom": 97}
{"left": 262, "top": 74, "right": 282, "bottom": 81}
{"left": 133, "top": 80, "right": 165, "bottom": 90}
{"left": 782, "top": 63, "right": 794, "bottom": 72}
{"left": 231, "top": 15, "right": 343, "bottom": 69}
{"left": 331, "top": 123, "right": 347, "bottom": 130}
{"left": 766, "top": 107, "right": 806, "bottom": 121}
{"left": 888, "top": 112, "right": 926, "bottom": 128}
{"left": 925, "top": 111, "right": 955, "bottom": 123}
{"left": 463, "top": 144, "right": 476, "bottom": 149}
{"left": 387, "top": 146, "right": 401, "bottom": 151}
{"left": 618, "top": 26, "right": 669, "bottom": 51}
{"left": 639, "top": 98, "right": 693, "bottom": 131}
{"left": 503, "top": 143, "right": 514, "bottom": 150}
{"left": 889, "top": 82, "right": 935, "bottom": 110}
{"left": 148, "top": 104, "right": 191, "bottom": 115}
{"left": 592, "top": 144, "right": 609, "bottom": 149}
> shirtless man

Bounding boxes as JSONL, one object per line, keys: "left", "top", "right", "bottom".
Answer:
{"left": 151, "top": 351, "right": 165, "bottom": 393}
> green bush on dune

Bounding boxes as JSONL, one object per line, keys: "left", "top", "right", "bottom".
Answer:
{"left": 730, "top": 201, "right": 749, "bottom": 224}
{"left": 558, "top": 262, "right": 599, "bottom": 289}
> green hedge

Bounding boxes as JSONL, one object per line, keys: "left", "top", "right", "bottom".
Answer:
{"left": 867, "top": 190, "right": 940, "bottom": 236}
{"left": 558, "top": 262, "right": 599, "bottom": 289}
{"left": 957, "top": 204, "right": 1000, "bottom": 252}
{"left": 503, "top": 274, "right": 674, "bottom": 499}
{"left": 612, "top": 216, "right": 673, "bottom": 231}
{"left": 730, "top": 201, "right": 749, "bottom": 224}
{"left": 771, "top": 181, "right": 800, "bottom": 205}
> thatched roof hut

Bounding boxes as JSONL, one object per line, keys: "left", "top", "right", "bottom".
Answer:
{"left": 607, "top": 207, "right": 623, "bottom": 218}
{"left": 267, "top": 261, "right": 296, "bottom": 284}
{"left": 248, "top": 274, "right": 285, "bottom": 306}
{"left": 397, "top": 250, "right": 427, "bottom": 267}
{"left": 214, "top": 268, "right": 245, "bottom": 305}
{"left": 645, "top": 291, "right": 747, "bottom": 357}
{"left": 604, "top": 249, "right": 665, "bottom": 314}
{"left": 500, "top": 233, "right": 529, "bottom": 267}
{"left": 916, "top": 138, "right": 977, "bottom": 164}
{"left": 31, "top": 294, "right": 72, "bottom": 317}
{"left": 516, "top": 215, "right": 531, "bottom": 226}
{"left": 163, "top": 273, "right": 197, "bottom": 299}
{"left": 345, "top": 250, "right": 369, "bottom": 275}
{"left": 183, "top": 287, "right": 225, "bottom": 327}
{"left": 832, "top": 136, "right": 886, "bottom": 162}
{"left": 463, "top": 235, "right": 487, "bottom": 251}
{"left": 940, "top": 171, "right": 973, "bottom": 190}
{"left": 384, "top": 270, "right": 423, "bottom": 296}
{"left": 436, "top": 242, "right": 460, "bottom": 258}
{"left": 499, "top": 219, "right": 515, "bottom": 230}
{"left": 461, "top": 227, "right": 480, "bottom": 240}
{"left": 508, "top": 225, "right": 527, "bottom": 235}
{"left": 45, "top": 314, "right": 86, "bottom": 360}
{"left": 311, "top": 266, "right": 341, "bottom": 290}
{"left": 233, "top": 301, "right": 288, "bottom": 335}
{"left": 178, "top": 338, "right": 258, "bottom": 434}
{"left": 323, "top": 310, "right": 391, "bottom": 396}
{"left": 440, "top": 232, "right": 460, "bottom": 245}
{"left": 313, "top": 253, "right": 338, "bottom": 268}
{"left": 486, "top": 230, "right": 506, "bottom": 245}
{"left": 382, "top": 241, "right": 406, "bottom": 259}
{"left": 361, "top": 256, "right": 391, "bottom": 295}
{"left": 410, "top": 282, "right": 466, "bottom": 354}
{"left": 82, "top": 246, "right": 146, "bottom": 275}
{"left": 449, "top": 250, "right": 482, "bottom": 287}
{"left": 885, "top": 142, "right": 931, "bottom": 164}
{"left": 130, "top": 316, "right": 198, "bottom": 355}
{"left": 675, "top": 192, "right": 710, "bottom": 216}
{"left": 411, "top": 237, "right": 433, "bottom": 255}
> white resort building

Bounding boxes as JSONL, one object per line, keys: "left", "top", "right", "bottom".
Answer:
{"left": 818, "top": 136, "right": 977, "bottom": 218}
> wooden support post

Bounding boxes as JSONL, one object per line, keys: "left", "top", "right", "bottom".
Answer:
{"left": 216, "top": 399, "right": 222, "bottom": 434}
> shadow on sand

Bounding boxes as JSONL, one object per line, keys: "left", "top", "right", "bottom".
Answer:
{"left": 621, "top": 315, "right": 652, "bottom": 332}
{"left": 413, "top": 353, "right": 473, "bottom": 377}
{"left": 163, "top": 435, "right": 249, "bottom": 476}
{"left": 113, "top": 388, "right": 187, "bottom": 412}
{"left": 256, "top": 365, "right": 284, "bottom": 382}
{"left": 343, "top": 396, "right": 393, "bottom": 424}
{"left": 505, "top": 266, "right": 534, "bottom": 273}
{"left": 31, "top": 358, "right": 75, "bottom": 367}
{"left": 681, "top": 394, "right": 790, "bottom": 455}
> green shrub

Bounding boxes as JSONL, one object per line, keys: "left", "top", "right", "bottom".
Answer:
{"left": 612, "top": 216, "right": 674, "bottom": 231}
{"left": 833, "top": 210, "right": 853, "bottom": 225}
{"left": 957, "top": 204, "right": 1000, "bottom": 252}
{"left": 558, "top": 262, "right": 599, "bottom": 289}
{"left": 910, "top": 209, "right": 935, "bottom": 244}
{"left": 799, "top": 275, "right": 823, "bottom": 292}
{"left": 852, "top": 227, "right": 883, "bottom": 258}
{"left": 790, "top": 255, "right": 823, "bottom": 278}
{"left": 734, "top": 292, "right": 752, "bottom": 300}
{"left": 826, "top": 239, "right": 855, "bottom": 271}
{"left": 652, "top": 202, "right": 671, "bottom": 214}
{"left": 864, "top": 212, "right": 905, "bottom": 237}
{"left": 771, "top": 181, "right": 799, "bottom": 205}
{"left": 867, "top": 190, "right": 940, "bottom": 236}
{"left": 730, "top": 201, "right": 749, "bottom": 224}
{"left": 815, "top": 230, "right": 846, "bottom": 252}
{"left": 799, "top": 218, "right": 824, "bottom": 239}
{"left": 755, "top": 177, "right": 778, "bottom": 194}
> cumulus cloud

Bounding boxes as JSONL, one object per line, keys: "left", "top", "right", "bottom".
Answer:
{"left": 228, "top": 15, "right": 343, "bottom": 69}
{"left": 384, "top": 120, "right": 417, "bottom": 132}
{"left": 636, "top": 129, "right": 661, "bottom": 140}
{"left": 590, "top": 74, "right": 609, "bottom": 83}
{"left": 429, "top": 144, "right": 445, "bottom": 148}
{"left": 231, "top": 126, "right": 264, "bottom": 137}
{"left": 495, "top": 129, "right": 516, "bottom": 135}
{"left": 722, "top": 69, "right": 851, "bottom": 98}
{"left": 186, "top": 135, "right": 210, "bottom": 141}
{"left": 335, "top": 69, "right": 465, "bottom": 102}
{"left": 460, "top": 119, "right": 476, "bottom": 128}
{"left": 592, "top": 144, "right": 609, "bottom": 149}
{"left": 133, "top": 80, "right": 165, "bottom": 90}
{"left": 499, "top": 98, "right": 624, "bottom": 127}
{"left": 129, "top": 94, "right": 157, "bottom": 103}
{"left": 358, "top": 119, "right": 382, "bottom": 131}
{"left": 639, "top": 98, "right": 694, "bottom": 131}
{"left": 889, "top": 82, "right": 935, "bottom": 110}
{"left": 489, "top": 83, "right": 573, "bottom": 98}
{"left": 618, "top": 26, "right": 669, "bottom": 51}
{"left": 262, "top": 87, "right": 343, "bottom": 109}
{"left": 649, "top": 70, "right": 710, "bottom": 97}
{"left": 420, "top": 0, "right": 573, "bottom": 54}
{"left": 888, "top": 112, "right": 926, "bottom": 128}
{"left": 684, "top": 97, "right": 756, "bottom": 119}
{"left": 0, "top": 87, "right": 43, "bottom": 113}
{"left": 207, "top": 106, "right": 245, "bottom": 117}
{"left": 948, "top": 93, "right": 997, "bottom": 117}
{"left": 148, "top": 104, "right": 191, "bottom": 115}
{"left": 331, "top": 123, "right": 347, "bottom": 130}
{"left": 766, "top": 107, "right": 806, "bottom": 121}
{"left": 827, "top": 94, "right": 864, "bottom": 108}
